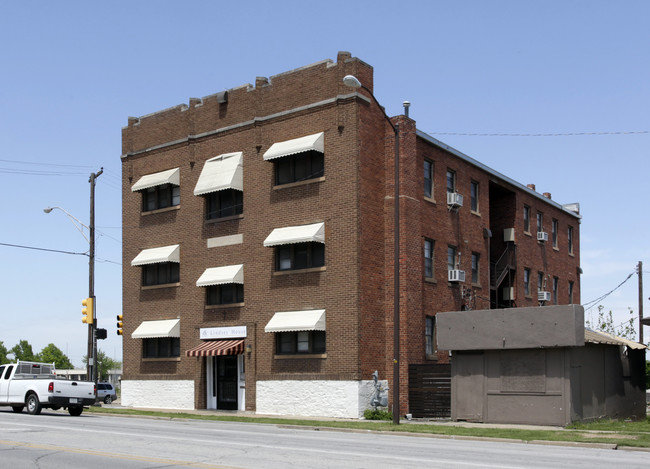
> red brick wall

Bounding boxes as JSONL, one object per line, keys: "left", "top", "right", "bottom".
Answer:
{"left": 122, "top": 52, "right": 581, "bottom": 415}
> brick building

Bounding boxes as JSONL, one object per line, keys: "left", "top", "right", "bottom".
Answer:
{"left": 120, "top": 52, "right": 581, "bottom": 418}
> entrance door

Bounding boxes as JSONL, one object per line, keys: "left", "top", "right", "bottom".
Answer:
{"left": 216, "top": 355, "right": 238, "bottom": 410}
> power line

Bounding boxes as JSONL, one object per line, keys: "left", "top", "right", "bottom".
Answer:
{"left": 0, "top": 241, "right": 88, "bottom": 256}
{"left": 582, "top": 271, "right": 636, "bottom": 311}
{"left": 428, "top": 130, "right": 649, "bottom": 137}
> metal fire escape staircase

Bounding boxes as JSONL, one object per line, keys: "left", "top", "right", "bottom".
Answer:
{"left": 491, "top": 244, "right": 517, "bottom": 291}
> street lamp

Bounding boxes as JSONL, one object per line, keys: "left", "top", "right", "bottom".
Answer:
{"left": 343, "top": 75, "right": 401, "bottom": 424}
{"left": 43, "top": 206, "right": 90, "bottom": 244}
{"left": 44, "top": 168, "right": 103, "bottom": 384}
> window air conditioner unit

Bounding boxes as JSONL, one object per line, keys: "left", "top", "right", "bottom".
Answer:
{"left": 502, "top": 287, "right": 515, "bottom": 300}
{"left": 538, "top": 291, "right": 551, "bottom": 302}
{"left": 537, "top": 231, "right": 549, "bottom": 242}
{"left": 447, "top": 192, "right": 464, "bottom": 208}
{"left": 503, "top": 228, "right": 515, "bottom": 243}
{"left": 448, "top": 269, "right": 465, "bottom": 282}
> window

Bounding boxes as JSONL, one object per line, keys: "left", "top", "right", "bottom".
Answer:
{"left": 425, "top": 316, "right": 436, "bottom": 357}
{"left": 552, "top": 219, "right": 558, "bottom": 247}
{"left": 143, "top": 184, "right": 180, "bottom": 212}
{"left": 523, "top": 205, "right": 531, "bottom": 233}
{"left": 207, "top": 284, "right": 244, "bottom": 305}
{"left": 424, "top": 159, "right": 434, "bottom": 198}
{"left": 447, "top": 246, "right": 458, "bottom": 271}
{"left": 276, "top": 242, "right": 325, "bottom": 271}
{"left": 143, "top": 337, "right": 180, "bottom": 358}
{"left": 568, "top": 226, "right": 574, "bottom": 254}
{"left": 276, "top": 331, "right": 326, "bottom": 355}
{"left": 471, "top": 252, "right": 480, "bottom": 284}
{"left": 568, "top": 280, "right": 574, "bottom": 304}
{"left": 552, "top": 277, "right": 559, "bottom": 304}
{"left": 275, "top": 151, "right": 324, "bottom": 185}
{"left": 206, "top": 189, "right": 243, "bottom": 220}
{"left": 142, "top": 263, "right": 180, "bottom": 286}
{"left": 470, "top": 181, "right": 479, "bottom": 212}
{"left": 446, "top": 169, "right": 456, "bottom": 193}
{"left": 424, "top": 238, "right": 434, "bottom": 279}
{"left": 536, "top": 212, "right": 544, "bottom": 233}
{"left": 538, "top": 272, "right": 544, "bottom": 292}
{"left": 524, "top": 268, "right": 531, "bottom": 296}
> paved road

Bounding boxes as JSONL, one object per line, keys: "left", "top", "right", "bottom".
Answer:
{"left": 0, "top": 409, "right": 647, "bottom": 468}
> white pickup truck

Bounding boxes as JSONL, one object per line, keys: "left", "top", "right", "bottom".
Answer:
{"left": 0, "top": 361, "right": 96, "bottom": 416}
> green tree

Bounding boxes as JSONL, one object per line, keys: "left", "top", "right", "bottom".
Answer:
{"left": 586, "top": 305, "right": 636, "bottom": 340}
{"left": 83, "top": 350, "right": 121, "bottom": 381}
{"left": 36, "top": 343, "right": 74, "bottom": 369}
{"left": 0, "top": 341, "right": 9, "bottom": 365}
{"left": 10, "top": 340, "right": 36, "bottom": 362}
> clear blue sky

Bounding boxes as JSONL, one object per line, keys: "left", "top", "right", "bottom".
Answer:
{"left": 1, "top": 1, "right": 648, "bottom": 367}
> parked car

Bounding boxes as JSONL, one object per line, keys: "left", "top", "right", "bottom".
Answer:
{"left": 96, "top": 382, "right": 117, "bottom": 404}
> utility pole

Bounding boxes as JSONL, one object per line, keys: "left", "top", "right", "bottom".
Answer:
{"left": 88, "top": 168, "right": 103, "bottom": 384}
{"left": 638, "top": 261, "right": 643, "bottom": 344}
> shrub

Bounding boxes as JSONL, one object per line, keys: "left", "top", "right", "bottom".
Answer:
{"left": 364, "top": 409, "right": 393, "bottom": 421}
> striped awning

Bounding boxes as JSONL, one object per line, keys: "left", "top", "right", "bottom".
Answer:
{"left": 185, "top": 339, "right": 245, "bottom": 357}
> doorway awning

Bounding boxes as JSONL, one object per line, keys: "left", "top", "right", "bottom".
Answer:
{"left": 185, "top": 339, "right": 245, "bottom": 357}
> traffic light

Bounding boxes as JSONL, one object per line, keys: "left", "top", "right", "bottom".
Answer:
{"left": 117, "top": 314, "right": 123, "bottom": 336}
{"left": 82, "top": 297, "right": 94, "bottom": 325}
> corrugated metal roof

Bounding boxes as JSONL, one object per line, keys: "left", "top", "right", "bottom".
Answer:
{"left": 584, "top": 329, "right": 647, "bottom": 350}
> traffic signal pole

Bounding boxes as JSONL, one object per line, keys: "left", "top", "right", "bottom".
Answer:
{"left": 88, "top": 168, "right": 103, "bottom": 384}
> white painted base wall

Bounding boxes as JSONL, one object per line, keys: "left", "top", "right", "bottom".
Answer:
{"left": 121, "top": 380, "right": 195, "bottom": 410}
{"left": 256, "top": 380, "right": 386, "bottom": 419}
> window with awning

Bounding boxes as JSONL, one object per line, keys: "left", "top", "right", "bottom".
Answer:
{"left": 265, "top": 310, "right": 327, "bottom": 356}
{"left": 194, "top": 153, "right": 244, "bottom": 219}
{"left": 196, "top": 265, "right": 244, "bottom": 306}
{"left": 263, "top": 132, "right": 324, "bottom": 185}
{"left": 132, "top": 168, "right": 180, "bottom": 212}
{"left": 194, "top": 152, "right": 243, "bottom": 195}
{"left": 131, "top": 245, "right": 180, "bottom": 286}
{"left": 264, "top": 224, "right": 325, "bottom": 271}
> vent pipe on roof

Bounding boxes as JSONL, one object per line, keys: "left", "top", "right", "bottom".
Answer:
{"left": 403, "top": 101, "right": 411, "bottom": 117}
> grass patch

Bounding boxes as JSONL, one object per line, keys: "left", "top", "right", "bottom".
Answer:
{"left": 87, "top": 407, "right": 650, "bottom": 448}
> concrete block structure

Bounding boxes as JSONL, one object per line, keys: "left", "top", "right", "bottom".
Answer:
{"left": 120, "top": 52, "right": 582, "bottom": 418}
